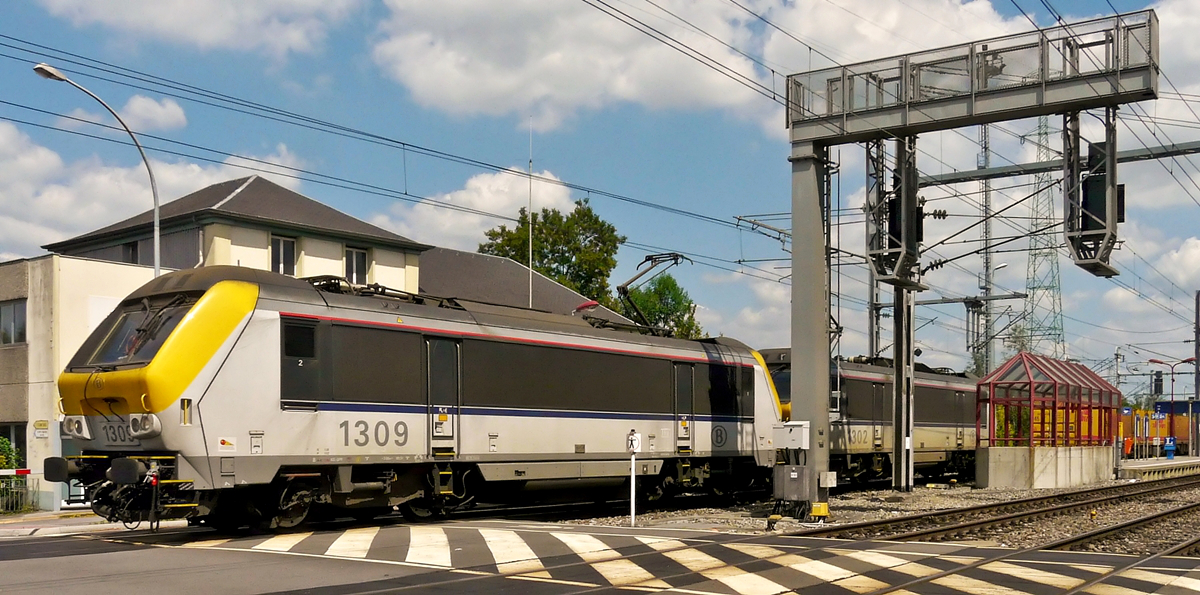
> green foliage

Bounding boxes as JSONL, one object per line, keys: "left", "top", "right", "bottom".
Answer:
{"left": 1002, "top": 323, "right": 1032, "bottom": 359}
{"left": 0, "top": 436, "right": 17, "bottom": 470}
{"left": 618, "top": 274, "right": 705, "bottom": 339}
{"left": 967, "top": 350, "right": 987, "bottom": 378}
{"left": 479, "top": 199, "right": 625, "bottom": 301}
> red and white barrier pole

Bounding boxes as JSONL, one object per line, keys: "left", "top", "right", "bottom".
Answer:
{"left": 0, "top": 469, "right": 31, "bottom": 476}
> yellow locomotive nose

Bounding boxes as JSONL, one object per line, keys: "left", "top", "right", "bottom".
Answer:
{"left": 57, "top": 279, "right": 259, "bottom": 416}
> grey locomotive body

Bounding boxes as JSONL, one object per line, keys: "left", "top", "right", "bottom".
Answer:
{"left": 46, "top": 266, "right": 783, "bottom": 528}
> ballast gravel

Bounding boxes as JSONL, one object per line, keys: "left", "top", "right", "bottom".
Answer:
{"left": 560, "top": 477, "right": 1200, "bottom": 555}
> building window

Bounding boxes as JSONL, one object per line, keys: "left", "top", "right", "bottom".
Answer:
{"left": 271, "top": 236, "right": 296, "bottom": 276}
{"left": 120, "top": 241, "right": 139, "bottom": 264}
{"left": 0, "top": 299, "right": 25, "bottom": 345}
{"left": 345, "top": 248, "right": 368, "bottom": 284}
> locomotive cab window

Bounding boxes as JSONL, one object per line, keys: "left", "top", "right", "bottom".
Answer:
{"left": 76, "top": 295, "right": 192, "bottom": 369}
{"left": 281, "top": 318, "right": 322, "bottom": 402}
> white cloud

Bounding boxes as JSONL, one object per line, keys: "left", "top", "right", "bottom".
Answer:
{"left": 369, "top": 0, "right": 1031, "bottom": 134}
{"left": 38, "top": 0, "right": 362, "bottom": 58}
{"left": 0, "top": 121, "right": 303, "bottom": 258}
{"left": 370, "top": 169, "right": 575, "bottom": 250}
{"left": 120, "top": 96, "right": 187, "bottom": 131}
{"left": 695, "top": 271, "right": 791, "bottom": 348}
{"left": 1154, "top": 236, "right": 1200, "bottom": 288}
{"left": 372, "top": 0, "right": 769, "bottom": 132}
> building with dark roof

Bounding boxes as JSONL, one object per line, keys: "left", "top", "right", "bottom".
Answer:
{"left": 43, "top": 175, "right": 430, "bottom": 291}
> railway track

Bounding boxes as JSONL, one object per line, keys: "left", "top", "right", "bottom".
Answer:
{"left": 795, "top": 474, "right": 1200, "bottom": 541}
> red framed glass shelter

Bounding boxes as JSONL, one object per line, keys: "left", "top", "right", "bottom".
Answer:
{"left": 977, "top": 352, "right": 1121, "bottom": 447}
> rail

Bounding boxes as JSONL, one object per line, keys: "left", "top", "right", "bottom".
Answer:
{"left": 795, "top": 474, "right": 1200, "bottom": 540}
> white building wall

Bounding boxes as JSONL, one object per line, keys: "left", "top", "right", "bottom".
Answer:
{"left": 205, "top": 223, "right": 270, "bottom": 269}
{"left": 370, "top": 248, "right": 420, "bottom": 292}
{"left": 229, "top": 227, "right": 270, "bottom": 270}
{"left": 20, "top": 256, "right": 156, "bottom": 510}
{"left": 297, "top": 237, "right": 343, "bottom": 278}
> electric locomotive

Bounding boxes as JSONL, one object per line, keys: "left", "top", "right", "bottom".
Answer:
{"left": 759, "top": 349, "right": 977, "bottom": 483}
{"left": 45, "top": 266, "right": 784, "bottom": 529}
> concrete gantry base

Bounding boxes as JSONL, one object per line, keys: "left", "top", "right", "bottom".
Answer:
{"left": 976, "top": 446, "right": 1114, "bottom": 489}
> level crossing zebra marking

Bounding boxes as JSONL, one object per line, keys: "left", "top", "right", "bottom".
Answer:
{"left": 90, "top": 523, "right": 1200, "bottom": 595}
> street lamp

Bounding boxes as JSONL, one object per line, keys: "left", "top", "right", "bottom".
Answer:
{"left": 33, "top": 63, "right": 160, "bottom": 278}
{"left": 1149, "top": 356, "right": 1197, "bottom": 456}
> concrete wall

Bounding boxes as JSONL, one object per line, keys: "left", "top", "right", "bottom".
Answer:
{"left": 977, "top": 446, "right": 1115, "bottom": 489}
{"left": 0, "top": 260, "right": 29, "bottom": 425}
{"left": 297, "top": 237, "right": 342, "bottom": 278}
{"left": 0, "top": 256, "right": 157, "bottom": 510}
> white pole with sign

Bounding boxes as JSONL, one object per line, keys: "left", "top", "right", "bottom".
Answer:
{"left": 627, "top": 429, "right": 641, "bottom": 527}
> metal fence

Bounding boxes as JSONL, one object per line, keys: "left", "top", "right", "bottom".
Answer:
{"left": 0, "top": 476, "right": 37, "bottom": 513}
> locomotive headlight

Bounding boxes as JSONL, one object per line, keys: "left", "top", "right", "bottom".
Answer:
{"left": 128, "top": 413, "right": 162, "bottom": 439}
{"left": 62, "top": 416, "right": 92, "bottom": 441}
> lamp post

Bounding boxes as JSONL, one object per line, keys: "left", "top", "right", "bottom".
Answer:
{"left": 1149, "top": 357, "right": 1197, "bottom": 456}
{"left": 33, "top": 63, "right": 160, "bottom": 278}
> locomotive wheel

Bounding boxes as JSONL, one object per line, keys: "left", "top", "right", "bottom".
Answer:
{"left": 399, "top": 499, "right": 443, "bottom": 522}
{"left": 264, "top": 483, "right": 314, "bottom": 530}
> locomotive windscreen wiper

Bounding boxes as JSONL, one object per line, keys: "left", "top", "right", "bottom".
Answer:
{"left": 124, "top": 294, "right": 187, "bottom": 358}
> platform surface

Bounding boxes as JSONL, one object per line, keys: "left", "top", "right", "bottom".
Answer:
{"left": 1119, "top": 455, "right": 1200, "bottom": 480}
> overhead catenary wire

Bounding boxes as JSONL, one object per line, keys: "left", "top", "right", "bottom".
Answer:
{"left": 0, "top": 37, "right": 741, "bottom": 231}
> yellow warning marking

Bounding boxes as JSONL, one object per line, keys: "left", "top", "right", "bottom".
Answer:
{"left": 1162, "top": 572, "right": 1200, "bottom": 592}
{"left": 705, "top": 569, "right": 793, "bottom": 595}
{"left": 635, "top": 536, "right": 689, "bottom": 551}
{"left": 660, "top": 547, "right": 728, "bottom": 572}
{"left": 181, "top": 538, "right": 230, "bottom": 548}
{"left": 842, "top": 550, "right": 928, "bottom": 570}
{"left": 981, "top": 561, "right": 1085, "bottom": 590}
{"left": 832, "top": 573, "right": 892, "bottom": 594}
{"left": 931, "top": 574, "right": 1032, "bottom": 595}
{"left": 779, "top": 554, "right": 867, "bottom": 583}
{"left": 479, "top": 529, "right": 544, "bottom": 575}
{"left": 325, "top": 527, "right": 379, "bottom": 559}
{"left": 551, "top": 532, "right": 621, "bottom": 562}
{"left": 723, "top": 543, "right": 788, "bottom": 559}
{"left": 1084, "top": 585, "right": 1161, "bottom": 595}
{"left": 590, "top": 559, "right": 659, "bottom": 586}
{"left": 1116, "top": 569, "right": 1185, "bottom": 586}
{"left": 405, "top": 527, "right": 451, "bottom": 567}
{"left": 509, "top": 574, "right": 598, "bottom": 587}
{"left": 252, "top": 532, "right": 312, "bottom": 552}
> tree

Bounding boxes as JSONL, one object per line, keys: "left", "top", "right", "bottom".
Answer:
{"left": 1002, "top": 323, "right": 1032, "bottom": 359}
{"left": 619, "top": 274, "right": 705, "bottom": 339}
{"left": 479, "top": 199, "right": 625, "bottom": 301}
{"left": 0, "top": 436, "right": 17, "bottom": 469}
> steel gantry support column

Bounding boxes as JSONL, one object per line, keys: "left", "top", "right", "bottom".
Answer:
{"left": 790, "top": 141, "right": 831, "bottom": 510}
{"left": 893, "top": 285, "right": 916, "bottom": 490}
{"left": 889, "top": 136, "right": 920, "bottom": 492}
{"left": 865, "top": 140, "right": 886, "bottom": 357}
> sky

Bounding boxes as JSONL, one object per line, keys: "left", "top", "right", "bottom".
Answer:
{"left": 0, "top": 0, "right": 1196, "bottom": 397}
